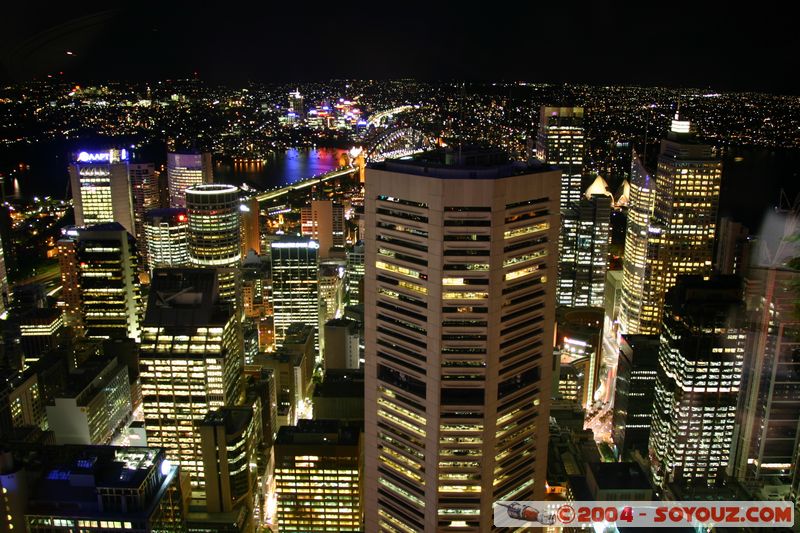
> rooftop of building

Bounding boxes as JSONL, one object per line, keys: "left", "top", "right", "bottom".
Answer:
{"left": 144, "top": 207, "right": 187, "bottom": 222}
{"left": 275, "top": 419, "right": 360, "bottom": 447}
{"left": 587, "top": 462, "right": 652, "bottom": 491}
{"left": 314, "top": 369, "right": 364, "bottom": 399}
{"left": 144, "top": 268, "right": 233, "bottom": 329}
{"left": 369, "top": 147, "right": 553, "bottom": 180}
{"left": 324, "top": 317, "right": 359, "bottom": 329}
{"left": 28, "top": 446, "right": 172, "bottom": 511}
{"left": 19, "top": 307, "right": 63, "bottom": 326}
{"left": 200, "top": 406, "right": 253, "bottom": 436}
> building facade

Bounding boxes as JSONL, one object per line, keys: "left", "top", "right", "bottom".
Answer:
{"left": 143, "top": 208, "right": 190, "bottom": 273}
{"left": 69, "top": 149, "right": 136, "bottom": 235}
{"left": 363, "top": 151, "right": 559, "bottom": 531}
{"left": 612, "top": 335, "right": 659, "bottom": 459}
{"left": 275, "top": 420, "right": 361, "bottom": 533}
{"left": 620, "top": 118, "right": 722, "bottom": 335}
{"left": 139, "top": 269, "right": 243, "bottom": 494}
{"left": 536, "top": 106, "right": 585, "bottom": 212}
{"left": 648, "top": 275, "right": 745, "bottom": 490}
{"left": 167, "top": 152, "right": 213, "bottom": 208}
{"left": 270, "top": 237, "right": 319, "bottom": 346}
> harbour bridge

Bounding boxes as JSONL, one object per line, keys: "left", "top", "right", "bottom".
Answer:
{"left": 254, "top": 126, "right": 435, "bottom": 203}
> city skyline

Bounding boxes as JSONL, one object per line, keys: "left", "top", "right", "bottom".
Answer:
{"left": 1, "top": 12, "right": 800, "bottom": 530}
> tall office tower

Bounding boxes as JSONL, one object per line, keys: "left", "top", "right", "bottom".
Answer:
{"left": 199, "top": 407, "right": 258, "bottom": 519}
{"left": 0, "top": 233, "right": 8, "bottom": 316}
{"left": 240, "top": 197, "right": 261, "bottom": 256}
{"left": 364, "top": 150, "right": 559, "bottom": 531}
{"left": 558, "top": 177, "right": 612, "bottom": 307}
{"left": 648, "top": 275, "right": 745, "bottom": 490}
{"left": 61, "top": 223, "right": 141, "bottom": 340}
{"left": 56, "top": 235, "right": 82, "bottom": 328}
{"left": 346, "top": 242, "right": 366, "bottom": 304}
{"left": 555, "top": 307, "right": 605, "bottom": 409}
{"left": 612, "top": 334, "right": 659, "bottom": 459}
{"left": 301, "top": 200, "right": 345, "bottom": 258}
{"left": 732, "top": 210, "right": 800, "bottom": 498}
{"left": 129, "top": 162, "right": 160, "bottom": 265}
{"left": 186, "top": 184, "right": 242, "bottom": 307}
{"left": 620, "top": 116, "right": 722, "bottom": 335}
{"left": 270, "top": 237, "right": 319, "bottom": 345}
{"left": 139, "top": 268, "right": 243, "bottom": 493}
{"left": 536, "top": 106, "right": 585, "bottom": 212}
{"left": 167, "top": 152, "right": 213, "bottom": 208}
{"left": 275, "top": 420, "right": 362, "bottom": 533}
{"left": 68, "top": 149, "right": 136, "bottom": 235}
{"left": 144, "top": 208, "right": 190, "bottom": 273}
{"left": 715, "top": 217, "right": 751, "bottom": 275}
{"left": 619, "top": 153, "right": 658, "bottom": 334}
{"left": 288, "top": 89, "right": 305, "bottom": 119}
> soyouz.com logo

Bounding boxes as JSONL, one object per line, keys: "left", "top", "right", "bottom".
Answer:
{"left": 493, "top": 501, "right": 794, "bottom": 528}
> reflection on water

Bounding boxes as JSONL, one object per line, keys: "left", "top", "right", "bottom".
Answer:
{"left": 214, "top": 147, "right": 347, "bottom": 189}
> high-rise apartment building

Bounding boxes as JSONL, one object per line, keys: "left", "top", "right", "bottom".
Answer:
{"left": 301, "top": 200, "right": 345, "bottom": 258}
{"left": 536, "top": 106, "right": 584, "bottom": 212}
{"left": 69, "top": 149, "right": 136, "bottom": 235}
{"left": 143, "top": 208, "right": 190, "bottom": 273}
{"left": 167, "top": 152, "right": 213, "bottom": 208}
{"left": 620, "top": 116, "right": 722, "bottom": 335}
{"left": 57, "top": 223, "right": 141, "bottom": 340}
{"left": 139, "top": 268, "right": 243, "bottom": 493}
{"left": 558, "top": 177, "right": 612, "bottom": 307}
{"left": 648, "top": 275, "right": 745, "bottom": 490}
{"left": 186, "top": 184, "right": 242, "bottom": 307}
{"left": 270, "top": 237, "right": 319, "bottom": 345}
{"left": 363, "top": 150, "right": 559, "bottom": 531}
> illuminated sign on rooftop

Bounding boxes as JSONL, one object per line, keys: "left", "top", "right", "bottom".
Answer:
{"left": 76, "top": 149, "right": 128, "bottom": 163}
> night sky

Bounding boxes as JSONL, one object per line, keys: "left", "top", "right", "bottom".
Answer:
{"left": 0, "top": 1, "right": 796, "bottom": 93}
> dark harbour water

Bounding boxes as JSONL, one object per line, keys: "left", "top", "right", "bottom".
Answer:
{"left": 0, "top": 140, "right": 798, "bottom": 234}
{"left": 0, "top": 141, "right": 346, "bottom": 200}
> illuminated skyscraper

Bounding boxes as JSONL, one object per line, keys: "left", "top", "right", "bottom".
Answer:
{"left": 270, "top": 237, "right": 319, "bottom": 345}
{"left": 732, "top": 210, "right": 800, "bottom": 498}
{"left": 199, "top": 407, "right": 258, "bottom": 519}
{"left": 363, "top": 150, "right": 559, "bottom": 531}
{"left": 139, "top": 268, "right": 243, "bottom": 494}
{"left": 129, "top": 162, "right": 161, "bottom": 266}
{"left": 619, "top": 153, "right": 658, "bottom": 334}
{"left": 144, "top": 208, "right": 190, "bottom": 273}
{"left": 648, "top": 275, "right": 745, "bottom": 490}
{"left": 301, "top": 200, "right": 345, "bottom": 258}
{"left": 536, "top": 106, "right": 585, "bottom": 212}
{"left": 167, "top": 152, "right": 213, "bottom": 208}
{"left": 620, "top": 116, "right": 721, "bottom": 335}
{"left": 186, "top": 184, "right": 242, "bottom": 307}
{"left": 68, "top": 149, "right": 136, "bottom": 235}
{"left": 288, "top": 89, "right": 305, "bottom": 120}
{"left": 58, "top": 223, "right": 141, "bottom": 340}
{"left": 558, "top": 177, "right": 612, "bottom": 307}
{"left": 275, "top": 420, "right": 362, "bottom": 533}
